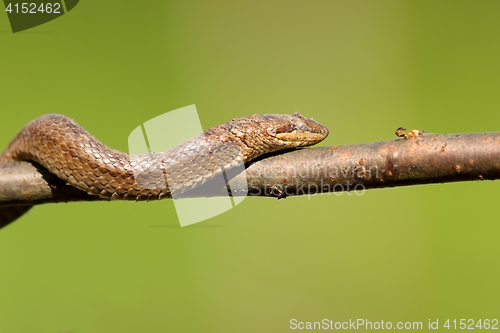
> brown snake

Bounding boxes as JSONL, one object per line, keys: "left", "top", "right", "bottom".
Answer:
{"left": 0, "top": 113, "right": 328, "bottom": 203}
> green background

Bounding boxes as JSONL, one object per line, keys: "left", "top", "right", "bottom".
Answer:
{"left": 1, "top": 1, "right": 499, "bottom": 332}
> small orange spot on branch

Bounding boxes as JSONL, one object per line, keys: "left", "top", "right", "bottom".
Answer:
{"left": 395, "top": 127, "right": 421, "bottom": 139}
{"left": 405, "top": 129, "right": 420, "bottom": 139}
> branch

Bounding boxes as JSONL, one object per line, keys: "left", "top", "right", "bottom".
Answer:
{"left": 1, "top": 131, "right": 499, "bottom": 206}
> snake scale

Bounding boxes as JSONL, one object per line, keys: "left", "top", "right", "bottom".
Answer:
{"left": 0, "top": 113, "right": 329, "bottom": 202}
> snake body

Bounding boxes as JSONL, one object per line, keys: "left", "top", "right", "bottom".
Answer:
{"left": 0, "top": 113, "right": 328, "bottom": 200}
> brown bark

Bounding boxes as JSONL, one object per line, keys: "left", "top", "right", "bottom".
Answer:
{"left": 1, "top": 131, "right": 499, "bottom": 205}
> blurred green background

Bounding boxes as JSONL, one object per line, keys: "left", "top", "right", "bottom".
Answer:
{"left": 1, "top": 1, "right": 499, "bottom": 332}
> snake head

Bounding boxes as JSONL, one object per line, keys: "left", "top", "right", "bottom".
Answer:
{"left": 213, "top": 112, "right": 329, "bottom": 162}
{"left": 266, "top": 112, "right": 329, "bottom": 146}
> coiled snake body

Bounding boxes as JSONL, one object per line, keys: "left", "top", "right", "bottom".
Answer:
{"left": 0, "top": 113, "right": 328, "bottom": 202}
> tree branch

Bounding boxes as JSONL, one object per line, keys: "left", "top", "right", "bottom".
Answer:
{"left": 1, "top": 131, "right": 499, "bottom": 206}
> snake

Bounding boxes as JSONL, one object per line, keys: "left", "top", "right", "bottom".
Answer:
{"left": 0, "top": 113, "right": 329, "bottom": 203}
